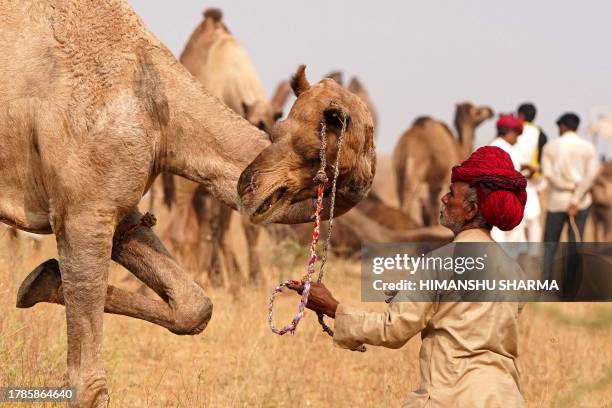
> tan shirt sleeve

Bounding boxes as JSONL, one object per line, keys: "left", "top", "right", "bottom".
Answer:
{"left": 333, "top": 300, "right": 436, "bottom": 350}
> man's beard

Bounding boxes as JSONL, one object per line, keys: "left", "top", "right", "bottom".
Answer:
{"left": 439, "top": 205, "right": 463, "bottom": 235}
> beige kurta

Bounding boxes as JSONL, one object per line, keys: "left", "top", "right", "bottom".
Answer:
{"left": 333, "top": 228, "right": 526, "bottom": 407}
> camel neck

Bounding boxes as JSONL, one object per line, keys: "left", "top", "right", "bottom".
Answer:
{"left": 160, "top": 79, "right": 270, "bottom": 210}
{"left": 457, "top": 123, "right": 475, "bottom": 158}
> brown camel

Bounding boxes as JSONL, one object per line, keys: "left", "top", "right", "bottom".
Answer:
{"left": 592, "top": 160, "right": 612, "bottom": 242}
{"left": 160, "top": 9, "right": 286, "bottom": 286}
{"left": 393, "top": 103, "right": 493, "bottom": 226}
{"left": 2, "top": 1, "right": 375, "bottom": 406}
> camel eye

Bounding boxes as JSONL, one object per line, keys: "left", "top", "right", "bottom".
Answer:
{"left": 257, "top": 121, "right": 266, "bottom": 131}
{"left": 306, "top": 156, "right": 320, "bottom": 167}
{"left": 323, "top": 108, "right": 350, "bottom": 133}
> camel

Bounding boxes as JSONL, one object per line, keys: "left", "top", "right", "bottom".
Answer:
{"left": 592, "top": 160, "right": 612, "bottom": 242}
{"left": 1, "top": 1, "right": 375, "bottom": 406}
{"left": 393, "top": 103, "right": 493, "bottom": 226}
{"left": 159, "top": 9, "right": 288, "bottom": 286}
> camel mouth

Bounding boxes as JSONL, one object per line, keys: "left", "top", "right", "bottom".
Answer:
{"left": 291, "top": 186, "right": 332, "bottom": 204}
{"left": 250, "top": 187, "right": 288, "bottom": 223}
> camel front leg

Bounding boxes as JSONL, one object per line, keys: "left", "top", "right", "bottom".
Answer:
{"left": 54, "top": 210, "right": 114, "bottom": 408}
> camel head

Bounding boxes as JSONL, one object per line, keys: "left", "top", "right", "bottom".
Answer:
{"left": 454, "top": 102, "right": 494, "bottom": 129}
{"left": 238, "top": 65, "right": 376, "bottom": 224}
{"left": 241, "top": 100, "right": 282, "bottom": 134}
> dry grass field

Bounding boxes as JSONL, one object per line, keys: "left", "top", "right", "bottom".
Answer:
{"left": 1, "top": 157, "right": 611, "bottom": 407}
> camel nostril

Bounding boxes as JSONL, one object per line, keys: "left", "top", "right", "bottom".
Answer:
{"left": 238, "top": 167, "right": 256, "bottom": 196}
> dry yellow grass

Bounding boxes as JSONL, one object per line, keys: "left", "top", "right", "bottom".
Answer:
{"left": 1, "top": 157, "right": 611, "bottom": 407}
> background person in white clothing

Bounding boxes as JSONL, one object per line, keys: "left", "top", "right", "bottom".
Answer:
{"left": 489, "top": 114, "right": 527, "bottom": 242}
{"left": 516, "top": 103, "right": 548, "bottom": 243}
{"left": 541, "top": 113, "right": 600, "bottom": 298}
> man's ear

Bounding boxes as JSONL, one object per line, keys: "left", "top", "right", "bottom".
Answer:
{"left": 465, "top": 201, "right": 479, "bottom": 222}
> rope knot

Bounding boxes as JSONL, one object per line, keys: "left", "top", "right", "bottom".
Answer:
{"left": 313, "top": 169, "right": 329, "bottom": 184}
{"left": 140, "top": 212, "right": 157, "bottom": 228}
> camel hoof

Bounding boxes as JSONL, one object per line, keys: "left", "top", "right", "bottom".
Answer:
{"left": 16, "top": 258, "right": 62, "bottom": 308}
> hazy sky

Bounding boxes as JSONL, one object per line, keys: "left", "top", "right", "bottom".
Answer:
{"left": 130, "top": 1, "right": 612, "bottom": 155}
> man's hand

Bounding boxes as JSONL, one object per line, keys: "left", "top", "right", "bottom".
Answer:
{"left": 568, "top": 203, "right": 578, "bottom": 216}
{"left": 288, "top": 281, "right": 339, "bottom": 318}
{"left": 520, "top": 164, "right": 536, "bottom": 179}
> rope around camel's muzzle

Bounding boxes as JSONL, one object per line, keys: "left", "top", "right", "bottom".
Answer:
{"left": 266, "top": 103, "right": 366, "bottom": 352}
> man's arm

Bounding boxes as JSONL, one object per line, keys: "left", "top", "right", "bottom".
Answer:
{"left": 333, "top": 300, "right": 434, "bottom": 350}
{"left": 292, "top": 283, "right": 434, "bottom": 350}
{"left": 570, "top": 145, "right": 601, "bottom": 206}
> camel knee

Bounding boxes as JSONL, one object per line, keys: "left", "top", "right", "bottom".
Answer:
{"left": 170, "top": 290, "right": 213, "bottom": 335}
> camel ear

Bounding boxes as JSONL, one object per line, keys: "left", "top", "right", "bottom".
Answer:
{"left": 290, "top": 65, "right": 310, "bottom": 97}
{"left": 325, "top": 70, "right": 343, "bottom": 86}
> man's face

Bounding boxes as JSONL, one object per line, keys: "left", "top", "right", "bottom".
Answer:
{"left": 505, "top": 130, "right": 520, "bottom": 145}
{"left": 558, "top": 124, "right": 569, "bottom": 136}
{"left": 440, "top": 182, "right": 470, "bottom": 234}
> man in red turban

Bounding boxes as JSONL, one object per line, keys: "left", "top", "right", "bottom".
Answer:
{"left": 290, "top": 146, "right": 528, "bottom": 407}
{"left": 449, "top": 145, "right": 527, "bottom": 234}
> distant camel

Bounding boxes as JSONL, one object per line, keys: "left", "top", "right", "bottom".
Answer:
{"left": 393, "top": 103, "right": 493, "bottom": 226}
{"left": 592, "top": 160, "right": 612, "bottom": 241}
{"left": 3, "top": 1, "right": 375, "bottom": 406}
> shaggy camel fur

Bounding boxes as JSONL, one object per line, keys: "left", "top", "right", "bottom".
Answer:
{"left": 160, "top": 9, "right": 285, "bottom": 286}
{"left": 1, "top": 1, "right": 375, "bottom": 406}
{"left": 393, "top": 103, "right": 493, "bottom": 226}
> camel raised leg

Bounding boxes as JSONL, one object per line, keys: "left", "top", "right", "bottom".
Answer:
{"left": 18, "top": 209, "right": 213, "bottom": 336}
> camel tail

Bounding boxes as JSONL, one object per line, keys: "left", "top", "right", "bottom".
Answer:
{"left": 203, "top": 8, "right": 223, "bottom": 21}
{"left": 162, "top": 173, "right": 175, "bottom": 210}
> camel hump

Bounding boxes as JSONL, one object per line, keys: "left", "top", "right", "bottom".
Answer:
{"left": 203, "top": 8, "right": 223, "bottom": 21}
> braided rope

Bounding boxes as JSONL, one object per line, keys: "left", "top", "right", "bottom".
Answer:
{"left": 267, "top": 182, "right": 325, "bottom": 335}
{"left": 268, "top": 103, "right": 347, "bottom": 337}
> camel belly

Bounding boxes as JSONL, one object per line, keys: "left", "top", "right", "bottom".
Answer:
{"left": 0, "top": 197, "right": 52, "bottom": 234}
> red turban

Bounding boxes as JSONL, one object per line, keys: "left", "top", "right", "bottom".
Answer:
{"left": 496, "top": 114, "right": 523, "bottom": 134}
{"left": 451, "top": 146, "right": 527, "bottom": 231}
